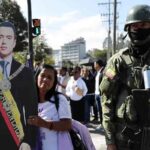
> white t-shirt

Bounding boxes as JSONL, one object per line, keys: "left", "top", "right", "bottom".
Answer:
{"left": 66, "top": 77, "right": 88, "bottom": 101}
{"left": 38, "top": 94, "right": 72, "bottom": 150}
{"left": 95, "top": 71, "right": 101, "bottom": 95}
{"left": 57, "top": 75, "right": 70, "bottom": 94}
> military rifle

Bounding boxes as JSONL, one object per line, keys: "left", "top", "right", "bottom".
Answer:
{"left": 132, "top": 65, "right": 150, "bottom": 150}
{"left": 121, "top": 65, "right": 150, "bottom": 150}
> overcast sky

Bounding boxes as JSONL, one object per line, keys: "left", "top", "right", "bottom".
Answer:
{"left": 13, "top": 0, "right": 150, "bottom": 51}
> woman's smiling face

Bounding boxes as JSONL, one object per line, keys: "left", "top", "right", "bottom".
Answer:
{"left": 37, "top": 68, "right": 55, "bottom": 92}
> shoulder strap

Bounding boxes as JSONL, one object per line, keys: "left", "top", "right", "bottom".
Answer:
{"left": 54, "top": 91, "right": 60, "bottom": 111}
{"left": 48, "top": 91, "right": 60, "bottom": 111}
{"left": 52, "top": 91, "right": 70, "bottom": 111}
{"left": 48, "top": 92, "right": 60, "bottom": 111}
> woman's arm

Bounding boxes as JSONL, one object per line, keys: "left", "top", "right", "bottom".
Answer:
{"left": 28, "top": 116, "right": 71, "bottom": 131}
{"left": 50, "top": 119, "right": 71, "bottom": 131}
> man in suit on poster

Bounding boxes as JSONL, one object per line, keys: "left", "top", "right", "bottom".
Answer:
{"left": 0, "top": 21, "right": 38, "bottom": 150}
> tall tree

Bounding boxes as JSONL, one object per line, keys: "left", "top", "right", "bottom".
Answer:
{"left": 62, "top": 60, "right": 73, "bottom": 68}
{"left": 33, "top": 36, "right": 53, "bottom": 62}
{"left": 87, "top": 48, "right": 107, "bottom": 62}
{"left": 0, "top": 0, "right": 28, "bottom": 52}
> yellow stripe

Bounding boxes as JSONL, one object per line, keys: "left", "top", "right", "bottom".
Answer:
{"left": 0, "top": 72, "right": 24, "bottom": 141}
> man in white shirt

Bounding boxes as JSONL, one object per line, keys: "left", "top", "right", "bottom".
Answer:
{"left": 66, "top": 66, "right": 87, "bottom": 122}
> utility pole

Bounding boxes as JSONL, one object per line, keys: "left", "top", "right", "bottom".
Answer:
{"left": 113, "top": 0, "right": 117, "bottom": 55}
{"left": 98, "top": 0, "right": 121, "bottom": 57}
{"left": 27, "top": 0, "right": 33, "bottom": 70}
{"left": 113, "top": 0, "right": 121, "bottom": 55}
{"left": 98, "top": 1, "right": 113, "bottom": 59}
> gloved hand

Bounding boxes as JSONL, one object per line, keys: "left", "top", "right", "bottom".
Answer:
{"left": 19, "top": 143, "right": 31, "bottom": 150}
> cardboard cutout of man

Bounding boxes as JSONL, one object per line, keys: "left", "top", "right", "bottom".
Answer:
{"left": 0, "top": 21, "right": 38, "bottom": 150}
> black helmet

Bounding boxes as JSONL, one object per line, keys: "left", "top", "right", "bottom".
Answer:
{"left": 124, "top": 5, "right": 150, "bottom": 31}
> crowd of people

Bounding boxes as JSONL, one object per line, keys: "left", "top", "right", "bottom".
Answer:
{"left": 56, "top": 64, "right": 105, "bottom": 127}
{"left": 0, "top": 20, "right": 97, "bottom": 150}
{"left": 0, "top": 3, "right": 150, "bottom": 150}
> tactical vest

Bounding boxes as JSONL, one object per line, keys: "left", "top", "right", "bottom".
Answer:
{"left": 115, "top": 48, "right": 150, "bottom": 122}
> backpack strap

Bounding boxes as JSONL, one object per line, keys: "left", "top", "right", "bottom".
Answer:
{"left": 54, "top": 92, "right": 60, "bottom": 111}
{"left": 48, "top": 91, "right": 60, "bottom": 111}
{"left": 50, "top": 91, "right": 66, "bottom": 111}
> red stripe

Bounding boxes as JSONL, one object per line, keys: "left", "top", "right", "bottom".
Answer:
{"left": 0, "top": 101, "right": 20, "bottom": 146}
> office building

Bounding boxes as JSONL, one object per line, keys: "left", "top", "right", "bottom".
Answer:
{"left": 61, "top": 37, "right": 86, "bottom": 64}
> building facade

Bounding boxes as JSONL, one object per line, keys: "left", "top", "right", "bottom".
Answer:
{"left": 52, "top": 49, "right": 62, "bottom": 67}
{"left": 61, "top": 37, "right": 86, "bottom": 65}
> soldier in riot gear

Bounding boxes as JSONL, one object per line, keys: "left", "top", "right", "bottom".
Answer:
{"left": 99, "top": 4, "right": 150, "bottom": 150}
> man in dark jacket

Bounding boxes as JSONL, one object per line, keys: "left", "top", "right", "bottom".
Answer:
{"left": 81, "top": 67, "right": 95, "bottom": 124}
{"left": 0, "top": 21, "right": 38, "bottom": 149}
{"left": 94, "top": 59, "right": 104, "bottom": 128}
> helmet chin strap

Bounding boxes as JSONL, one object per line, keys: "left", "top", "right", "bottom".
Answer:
{"left": 122, "top": 33, "right": 128, "bottom": 40}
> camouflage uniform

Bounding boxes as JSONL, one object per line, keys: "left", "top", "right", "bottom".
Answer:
{"left": 100, "top": 48, "right": 150, "bottom": 149}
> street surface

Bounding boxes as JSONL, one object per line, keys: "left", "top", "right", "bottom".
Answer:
{"left": 87, "top": 122, "right": 107, "bottom": 150}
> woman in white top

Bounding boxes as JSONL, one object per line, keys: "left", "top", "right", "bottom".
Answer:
{"left": 66, "top": 66, "right": 88, "bottom": 122}
{"left": 28, "top": 64, "right": 72, "bottom": 150}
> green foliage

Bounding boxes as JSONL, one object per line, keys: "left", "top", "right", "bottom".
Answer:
{"left": 62, "top": 60, "right": 74, "bottom": 68}
{"left": 33, "top": 36, "right": 53, "bottom": 62}
{"left": 14, "top": 52, "right": 27, "bottom": 64}
{"left": 34, "top": 50, "right": 45, "bottom": 62}
{"left": 0, "top": 0, "right": 28, "bottom": 52}
{"left": 0, "top": 0, "right": 54, "bottom": 68}
{"left": 43, "top": 55, "right": 55, "bottom": 65}
{"left": 87, "top": 48, "right": 107, "bottom": 62}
